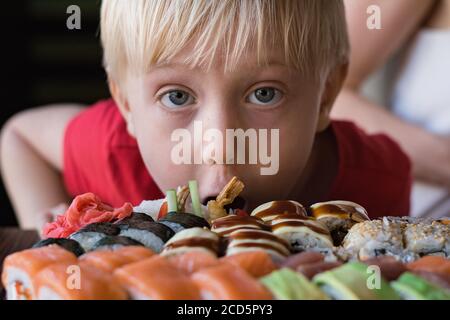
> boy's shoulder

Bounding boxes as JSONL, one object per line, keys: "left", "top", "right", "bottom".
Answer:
{"left": 329, "top": 120, "right": 412, "bottom": 217}
{"left": 69, "top": 98, "right": 136, "bottom": 148}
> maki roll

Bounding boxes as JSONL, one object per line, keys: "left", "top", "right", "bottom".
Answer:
{"left": 114, "top": 255, "right": 201, "bottom": 300}
{"left": 2, "top": 246, "right": 77, "bottom": 300}
{"left": 313, "top": 262, "right": 400, "bottom": 300}
{"left": 116, "top": 212, "right": 154, "bottom": 225}
{"left": 192, "top": 263, "right": 272, "bottom": 300}
{"left": 80, "top": 246, "right": 154, "bottom": 273}
{"left": 226, "top": 229, "right": 291, "bottom": 263}
{"left": 403, "top": 220, "right": 449, "bottom": 260}
{"left": 32, "top": 237, "right": 85, "bottom": 257}
{"left": 260, "top": 268, "right": 328, "bottom": 300}
{"left": 133, "top": 199, "right": 165, "bottom": 221}
{"left": 118, "top": 220, "right": 175, "bottom": 253}
{"left": 391, "top": 272, "right": 450, "bottom": 300}
{"left": 211, "top": 214, "right": 269, "bottom": 237}
{"left": 251, "top": 200, "right": 307, "bottom": 222}
{"left": 341, "top": 218, "right": 405, "bottom": 261}
{"left": 270, "top": 213, "right": 334, "bottom": 256}
{"left": 69, "top": 222, "right": 120, "bottom": 252}
{"left": 91, "top": 236, "right": 144, "bottom": 251}
{"left": 220, "top": 251, "right": 278, "bottom": 278}
{"left": 309, "top": 200, "right": 370, "bottom": 246}
{"left": 34, "top": 262, "right": 127, "bottom": 300}
{"left": 159, "top": 212, "right": 209, "bottom": 233}
{"left": 168, "top": 251, "right": 220, "bottom": 275}
{"left": 161, "top": 227, "right": 220, "bottom": 257}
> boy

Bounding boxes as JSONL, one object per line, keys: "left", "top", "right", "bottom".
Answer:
{"left": 0, "top": 0, "right": 411, "bottom": 230}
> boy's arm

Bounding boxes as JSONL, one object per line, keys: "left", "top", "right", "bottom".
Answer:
{"left": 0, "top": 104, "right": 85, "bottom": 230}
{"left": 333, "top": 0, "right": 450, "bottom": 188}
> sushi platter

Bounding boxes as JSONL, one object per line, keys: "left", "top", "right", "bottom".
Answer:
{"left": 1, "top": 177, "right": 449, "bottom": 300}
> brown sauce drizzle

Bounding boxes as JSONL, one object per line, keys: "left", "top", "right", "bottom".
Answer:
{"left": 165, "top": 238, "right": 218, "bottom": 252}
{"left": 230, "top": 242, "right": 289, "bottom": 256}
{"left": 212, "top": 216, "right": 269, "bottom": 230}
{"left": 271, "top": 220, "right": 330, "bottom": 235}
{"left": 254, "top": 201, "right": 306, "bottom": 219}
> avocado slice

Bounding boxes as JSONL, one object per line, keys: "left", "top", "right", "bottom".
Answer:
{"left": 391, "top": 272, "right": 450, "bottom": 300}
{"left": 313, "top": 262, "right": 400, "bottom": 300}
{"left": 261, "top": 268, "right": 328, "bottom": 300}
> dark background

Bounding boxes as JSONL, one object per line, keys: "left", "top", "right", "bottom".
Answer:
{"left": 0, "top": 1, "right": 108, "bottom": 225}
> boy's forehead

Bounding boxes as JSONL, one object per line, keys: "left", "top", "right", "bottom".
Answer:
{"left": 151, "top": 40, "right": 290, "bottom": 73}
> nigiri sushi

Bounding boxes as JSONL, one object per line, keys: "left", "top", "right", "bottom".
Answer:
{"left": 114, "top": 256, "right": 200, "bottom": 300}
{"left": 69, "top": 222, "right": 120, "bottom": 252}
{"left": 2, "top": 245, "right": 77, "bottom": 300}
{"left": 192, "top": 263, "right": 272, "bottom": 300}
{"left": 220, "top": 251, "right": 277, "bottom": 278}
{"left": 281, "top": 252, "right": 325, "bottom": 270}
{"left": 211, "top": 215, "right": 269, "bottom": 237}
{"left": 270, "top": 213, "right": 334, "bottom": 256}
{"left": 313, "top": 262, "right": 400, "bottom": 300}
{"left": 251, "top": 200, "right": 307, "bottom": 222}
{"left": 33, "top": 262, "right": 127, "bottom": 300}
{"left": 407, "top": 256, "right": 450, "bottom": 276}
{"left": 362, "top": 256, "right": 407, "bottom": 281}
{"left": 391, "top": 272, "right": 450, "bottom": 300}
{"left": 80, "top": 246, "right": 154, "bottom": 273}
{"left": 168, "top": 251, "right": 220, "bottom": 275}
{"left": 161, "top": 227, "right": 219, "bottom": 257}
{"left": 118, "top": 220, "right": 174, "bottom": 253}
{"left": 296, "top": 261, "right": 342, "bottom": 280}
{"left": 226, "top": 229, "right": 290, "bottom": 263}
{"left": 260, "top": 268, "right": 328, "bottom": 300}
{"left": 32, "top": 237, "right": 85, "bottom": 257}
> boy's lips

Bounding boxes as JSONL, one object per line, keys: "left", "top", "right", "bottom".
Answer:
{"left": 202, "top": 196, "right": 248, "bottom": 212}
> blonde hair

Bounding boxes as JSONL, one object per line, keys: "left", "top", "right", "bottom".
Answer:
{"left": 100, "top": 0, "right": 349, "bottom": 80}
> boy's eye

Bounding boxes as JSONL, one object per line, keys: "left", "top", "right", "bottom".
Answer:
{"left": 247, "top": 87, "right": 282, "bottom": 106}
{"left": 160, "top": 90, "right": 195, "bottom": 108}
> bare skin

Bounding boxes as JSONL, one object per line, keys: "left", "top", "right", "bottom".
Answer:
{"left": 0, "top": 105, "right": 84, "bottom": 229}
{"left": 334, "top": 0, "right": 450, "bottom": 188}
{"left": 1, "top": 44, "right": 345, "bottom": 230}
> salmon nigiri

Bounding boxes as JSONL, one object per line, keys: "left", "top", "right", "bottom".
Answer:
{"left": 114, "top": 256, "right": 200, "bottom": 300}
{"left": 1, "top": 245, "right": 77, "bottom": 300}
{"left": 192, "top": 263, "right": 273, "bottom": 300}
{"left": 407, "top": 256, "right": 450, "bottom": 276}
{"left": 220, "top": 251, "right": 277, "bottom": 278}
{"left": 33, "top": 261, "right": 127, "bottom": 300}
{"left": 80, "top": 246, "right": 154, "bottom": 272}
{"left": 168, "top": 251, "right": 220, "bottom": 275}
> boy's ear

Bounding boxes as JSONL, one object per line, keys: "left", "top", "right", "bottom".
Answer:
{"left": 316, "top": 62, "right": 349, "bottom": 133}
{"left": 108, "top": 78, "right": 136, "bottom": 137}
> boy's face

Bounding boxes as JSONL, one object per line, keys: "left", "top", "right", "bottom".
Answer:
{"left": 115, "top": 46, "right": 330, "bottom": 211}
